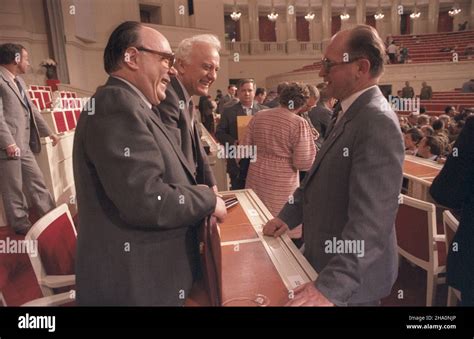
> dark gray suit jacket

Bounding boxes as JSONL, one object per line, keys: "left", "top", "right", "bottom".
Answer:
{"left": 73, "top": 77, "right": 217, "bottom": 306}
{"left": 279, "top": 87, "right": 404, "bottom": 305}
{"left": 157, "top": 77, "right": 216, "bottom": 187}
{"left": 215, "top": 101, "right": 267, "bottom": 145}
{"left": 0, "top": 68, "right": 52, "bottom": 154}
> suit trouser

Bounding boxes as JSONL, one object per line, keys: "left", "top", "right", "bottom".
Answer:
{"left": 0, "top": 149, "right": 55, "bottom": 231}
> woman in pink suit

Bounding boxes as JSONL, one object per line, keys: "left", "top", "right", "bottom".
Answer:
{"left": 243, "top": 82, "right": 316, "bottom": 220}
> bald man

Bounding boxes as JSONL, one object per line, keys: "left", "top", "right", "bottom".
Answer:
{"left": 73, "top": 21, "right": 226, "bottom": 306}
{"left": 264, "top": 25, "right": 404, "bottom": 306}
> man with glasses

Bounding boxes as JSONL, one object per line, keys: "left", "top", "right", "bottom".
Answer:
{"left": 264, "top": 25, "right": 404, "bottom": 307}
{"left": 157, "top": 34, "right": 221, "bottom": 192}
{"left": 73, "top": 21, "right": 226, "bottom": 306}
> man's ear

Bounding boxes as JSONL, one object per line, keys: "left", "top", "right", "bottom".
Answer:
{"left": 122, "top": 47, "right": 139, "bottom": 70}
{"left": 174, "top": 58, "right": 185, "bottom": 74}
{"left": 356, "top": 59, "right": 371, "bottom": 76}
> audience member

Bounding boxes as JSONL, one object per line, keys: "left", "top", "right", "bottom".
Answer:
{"left": 401, "top": 81, "right": 414, "bottom": 98}
{"left": 419, "top": 81, "right": 433, "bottom": 100}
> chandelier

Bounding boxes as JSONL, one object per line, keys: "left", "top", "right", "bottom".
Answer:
{"left": 230, "top": 0, "right": 241, "bottom": 21}
{"left": 410, "top": 1, "right": 421, "bottom": 19}
{"left": 268, "top": 0, "right": 278, "bottom": 22}
{"left": 305, "top": 0, "right": 315, "bottom": 22}
{"left": 374, "top": 0, "right": 384, "bottom": 20}
{"left": 340, "top": 1, "right": 350, "bottom": 21}
{"left": 448, "top": 6, "right": 461, "bottom": 17}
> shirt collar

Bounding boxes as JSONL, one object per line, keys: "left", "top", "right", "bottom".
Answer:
{"left": 241, "top": 102, "right": 254, "bottom": 110}
{"left": 112, "top": 76, "right": 152, "bottom": 109}
{"left": 340, "top": 85, "right": 377, "bottom": 115}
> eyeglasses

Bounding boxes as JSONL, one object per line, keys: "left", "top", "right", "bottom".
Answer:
{"left": 136, "top": 47, "right": 175, "bottom": 68}
{"left": 321, "top": 56, "right": 364, "bottom": 72}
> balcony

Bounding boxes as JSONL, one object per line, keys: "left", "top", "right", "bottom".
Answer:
{"left": 225, "top": 41, "right": 321, "bottom": 55}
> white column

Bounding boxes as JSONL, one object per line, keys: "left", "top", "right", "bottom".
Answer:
{"left": 248, "top": 0, "right": 261, "bottom": 54}
{"left": 391, "top": 1, "right": 401, "bottom": 35}
{"left": 428, "top": 0, "right": 439, "bottom": 33}
{"left": 356, "top": 0, "right": 366, "bottom": 25}
{"left": 286, "top": 0, "right": 298, "bottom": 53}
{"left": 321, "top": 0, "right": 331, "bottom": 40}
{"left": 471, "top": 0, "right": 474, "bottom": 29}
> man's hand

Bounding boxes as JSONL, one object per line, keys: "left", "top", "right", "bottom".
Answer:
{"left": 286, "top": 282, "right": 334, "bottom": 307}
{"left": 5, "top": 144, "right": 20, "bottom": 158}
{"left": 263, "top": 217, "right": 288, "bottom": 237}
{"left": 211, "top": 185, "right": 219, "bottom": 194}
{"left": 213, "top": 196, "right": 227, "bottom": 223}
{"left": 50, "top": 134, "right": 60, "bottom": 147}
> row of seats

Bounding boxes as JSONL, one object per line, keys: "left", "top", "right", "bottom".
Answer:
{"left": 28, "top": 88, "right": 78, "bottom": 111}
{"left": 42, "top": 109, "right": 81, "bottom": 134}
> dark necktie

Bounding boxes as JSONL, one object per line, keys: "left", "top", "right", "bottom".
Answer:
{"left": 14, "top": 78, "right": 31, "bottom": 118}
{"left": 325, "top": 103, "right": 342, "bottom": 138}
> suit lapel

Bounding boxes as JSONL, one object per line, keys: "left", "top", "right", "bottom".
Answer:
{"left": 1, "top": 72, "right": 28, "bottom": 111}
{"left": 147, "top": 106, "right": 197, "bottom": 183}
{"left": 107, "top": 77, "right": 197, "bottom": 183}
{"left": 170, "top": 77, "right": 195, "bottom": 169}
{"left": 303, "top": 87, "right": 381, "bottom": 181}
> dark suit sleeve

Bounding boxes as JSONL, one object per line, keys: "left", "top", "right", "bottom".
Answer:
{"left": 315, "top": 113, "right": 404, "bottom": 305}
{"left": 278, "top": 186, "right": 304, "bottom": 228}
{"left": 156, "top": 88, "right": 180, "bottom": 128}
{"left": 430, "top": 117, "right": 474, "bottom": 209}
{"left": 84, "top": 103, "right": 216, "bottom": 229}
{"left": 215, "top": 108, "right": 236, "bottom": 145}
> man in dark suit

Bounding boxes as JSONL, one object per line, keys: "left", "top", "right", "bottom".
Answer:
{"left": 216, "top": 84, "right": 236, "bottom": 114}
{"left": 0, "top": 43, "right": 59, "bottom": 234}
{"left": 265, "top": 82, "right": 288, "bottom": 108}
{"left": 157, "top": 34, "right": 220, "bottom": 191}
{"left": 73, "top": 21, "right": 226, "bottom": 306}
{"left": 308, "top": 82, "right": 336, "bottom": 148}
{"left": 216, "top": 79, "right": 267, "bottom": 190}
{"left": 264, "top": 25, "right": 404, "bottom": 306}
{"left": 430, "top": 116, "right": 474, "bottom": 306}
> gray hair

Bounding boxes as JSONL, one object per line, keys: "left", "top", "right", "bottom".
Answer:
{"left": 176, "top": 34, "right": 221, "bottom": 63}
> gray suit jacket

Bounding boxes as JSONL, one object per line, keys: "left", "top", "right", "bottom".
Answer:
{"left": 73, "top": 77, "right": 217, "bottom": 306}
{"left": 157, "top": 77, "right": 216, "bottom": 187}
{"left": 279, "top": 87, "right": 404, "bottom": 305}
{"left": 0, "top": 68, "right": 52, "bottom": 155}
{"left": 215, "top": 101, "right": 267, "bottom": 145}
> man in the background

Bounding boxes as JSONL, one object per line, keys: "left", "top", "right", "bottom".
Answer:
{"left": 309, "top": 82, "right": 336, "bottom": 148}
{"left": 402, "top": 81, "right": 414, "bottom": 99}
{"left": 419, "top": 81, "right": 433, "bottom": 100}
{"left": 254, "top": 87, "right": 267, "bottom": 105}
{"left": 216, "top": 79, "right": 266, "bottom": 189}
{"left": 0, "top": 43, "right": 59, "bottom": 235}
{"left": 265, "top": 82, "right": 288, "bottom": 108}
{"left": 217, "top": 84, "right": 236, "bottom": 113}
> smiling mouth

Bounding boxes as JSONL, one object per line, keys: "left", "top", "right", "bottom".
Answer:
{"left": 160, "top": 78, "right": 169, "bottom": 85}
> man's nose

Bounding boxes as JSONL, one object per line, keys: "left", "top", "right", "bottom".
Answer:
{"left": 208, "top": 69, "right": 217, "bottom": 81}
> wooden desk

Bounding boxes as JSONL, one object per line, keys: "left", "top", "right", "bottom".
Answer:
{"left": 187, "top": 189, "right": 317, "bottom": 306}
{"left": 403, "top": 155, "right": 442, "bottom": 201}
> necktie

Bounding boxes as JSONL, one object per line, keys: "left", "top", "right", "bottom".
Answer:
{"left": 325, "top": 103, "right": 342, "bottom": 138}
{"left": 14, "top": 78, "right": 31, "bottom": 118}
